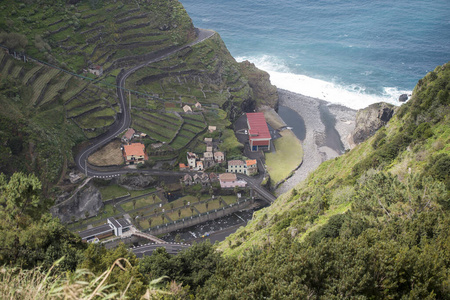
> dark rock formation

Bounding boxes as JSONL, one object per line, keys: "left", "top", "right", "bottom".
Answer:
{"left": 352, "top": 102, "right": 395, "bottom": 144}
{"left": 117, "top": 173, "right": 157, "bottom": 190}
{"left": 238, "top": 60, "right": 279, "bottom": 109}
{"left": 399, "top": 94, "right": 408, "bottom": 102}
{"left": 51, "top": 183, "right": 103, "bottom": 223}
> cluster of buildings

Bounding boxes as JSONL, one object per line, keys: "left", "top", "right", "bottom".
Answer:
{"left": 181, "top": 172, "right": 246, "bottom": 189}
{"left": 179, "top": 138, "right": 224, "bottom": 171}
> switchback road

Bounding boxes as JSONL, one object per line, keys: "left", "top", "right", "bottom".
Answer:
{"left": 74, "top": 28, "right": 276, "bottom": 205}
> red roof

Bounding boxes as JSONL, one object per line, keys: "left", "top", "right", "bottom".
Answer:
{"left": 124, "top": 143, "right": 146, "bottom": 157}
{"left": 247, "top": 113, "right": 271, "bottom": 140}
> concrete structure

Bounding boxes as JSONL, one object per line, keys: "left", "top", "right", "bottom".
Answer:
{"left": 247, "top": 112, "right": 271, "bottom": 151}
{"left": 123, "top": 143, "right": 147, "bottom": 164}
{"left": 122, "top": 128, "right": 135, "bottom": 142}
{"left": 214, "top": 151, "right": 225, "bottom": 163}
{"left": 78, "top": 217, "right": 131, "bottom": 242}
{"left": 246, "top": 159, "right": 258, "bottom": 176}
{"left": 219, "top": 173, "right": 247, "bottom": 188}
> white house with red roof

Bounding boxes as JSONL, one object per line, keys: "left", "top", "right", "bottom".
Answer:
{"left": 247, "top": 112, "right": 271, "bottom": 151}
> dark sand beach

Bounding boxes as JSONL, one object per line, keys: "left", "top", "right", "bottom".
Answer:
{"left": 276, "top": 89, "right": 356, "bottom": 195}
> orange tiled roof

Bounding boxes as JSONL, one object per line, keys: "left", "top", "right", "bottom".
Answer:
{"left": 124, "top": 143, "right": 145, "bottom": 157}
{"left": 246, "top": 159, "right": 257, "bottom": 166}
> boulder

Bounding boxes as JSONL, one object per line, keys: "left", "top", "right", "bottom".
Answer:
{"left": 51, "top": 184, "right": 103, "bottom": 223}
{"left": 399, "top": 94, "right": 408, "bottom": 102}
{"left": 351, "top": 102, "right": 395, "bottom": 144}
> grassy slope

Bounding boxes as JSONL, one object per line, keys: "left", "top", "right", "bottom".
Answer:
{"left": 219, "top": 62, "right": 450, "bottom": 255}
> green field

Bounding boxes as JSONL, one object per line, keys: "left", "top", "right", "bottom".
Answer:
{"left": 265, "top": 130, "right": 303, "bottom": 185}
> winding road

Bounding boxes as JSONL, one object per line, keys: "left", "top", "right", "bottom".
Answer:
{"left": 74, "top": 28, "right": 276, "bottom": 205}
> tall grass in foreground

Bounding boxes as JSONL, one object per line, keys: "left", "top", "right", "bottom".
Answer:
{"left": 0, "top": 258, "right": 174, "bottom": 299}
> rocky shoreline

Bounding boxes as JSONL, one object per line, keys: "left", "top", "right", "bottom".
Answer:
{"left": 275, "top": 89, "right": 356, "bottom": 195}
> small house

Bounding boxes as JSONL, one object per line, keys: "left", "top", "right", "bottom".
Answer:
{"left": 219, "top": 173, "right": 247, "bottom": 188}
{"left": 88, "top": 65, "right": 103, "bottom": 76}
{"left": 195, "top": 102, "right": 202, "bottom": 109}
{"left": 227, "top": 160, "right": 247, "bottom": 175}
{"left": 182, "top": 174, "right": 193, "bottom": 185}
{"left": 179, "top": 163, "right": 189, "bottom": 171}
{"left": 187, "top": 152, "right": 197, "bottom": 169}
{"left": 204, "top": 151, "right": 214, "bottom": 161}
{"left": 208, "top": 126, "right": 217, "bottom": 133}
{"left": 246, "top": 159, "right": 258, "bottom": 175}
{"left": 214, "top": 151, "right": 224, "bottom": 163}
{"left": 183, "top": 105, "right": 192, "bottom": 113}
{"left": 196, "top": 161, "right": 204, "bottom": 171}
{"left": 123, "top": 143, "right": 147, "bottom": 164}
{"left": 122, "top": 128, "right": 135, "bottom": 143}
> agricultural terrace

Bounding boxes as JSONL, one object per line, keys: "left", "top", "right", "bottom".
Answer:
{"left": 125, "top": 34, "right": 253, "bottom": 108}
{"left": 0, "top": 0, "right": 194, "bottom": 73}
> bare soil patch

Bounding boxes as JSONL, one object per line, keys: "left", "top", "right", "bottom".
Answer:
{"left": 88, "top": 139, "right": 124, "bottom": 166}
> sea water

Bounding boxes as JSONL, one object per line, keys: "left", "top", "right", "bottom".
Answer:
{"left": 181, "top": 0, "right": 449, "bottom": 109}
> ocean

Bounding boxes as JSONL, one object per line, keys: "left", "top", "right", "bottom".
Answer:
{"left": 180, "top": 0, "right": 450, "bottom": 109}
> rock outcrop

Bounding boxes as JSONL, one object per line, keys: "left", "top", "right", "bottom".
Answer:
{"left": 51, "top": 183, "right": 103, "bottom": 223}
{"left": 239, "top": 60, "right": 279, "bottom": 110}
{"left": 351, "top": 102, "right": 395, "bottom": 144}
{"left": 116, "top": 173, "right": 157, "bottom": 190}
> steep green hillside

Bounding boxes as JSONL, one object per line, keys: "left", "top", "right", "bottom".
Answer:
{"left": 0, "top": 0, "right": 195, "bottom": 73}
{"left": 220, "top": 63, "right": 450, "bottom": 255}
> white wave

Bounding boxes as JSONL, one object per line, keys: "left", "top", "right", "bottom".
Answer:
{"left": 236, "top": 55, "right": 412, "bottom": 110}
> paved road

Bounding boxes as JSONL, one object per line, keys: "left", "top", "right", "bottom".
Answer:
{"left": 75, "top": 28, "right": 215, "bottom": 178}
{"left": 73, "top": 28, "right": 276, "bottom": 205}
{"left": 131, "top": 243, "right": 190, "bottom": 257}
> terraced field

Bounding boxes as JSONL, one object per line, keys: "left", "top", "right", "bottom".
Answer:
{"left": 1, "top": 0, "right": 195, "bottom": 73}
{"left": 131, "top": 110, "right": 182, "bottom": 143}
{"left": 0, "top": 53, "right": 119, "bottom": 139}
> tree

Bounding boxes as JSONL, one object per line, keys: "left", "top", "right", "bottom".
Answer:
{"left": 196, "top": 192, "right": 201, "bottom": 203}
{"left": 170, "top": 202, "right": 174, "bottom": 211}
{"left": 133, "top": 199, "right": 137, "bottom": 210}
{"left": 152, "top": 194, "right": 156, "bottom": 203}
{"left": 0, "top": 173, "right": 85, "bottom": 269}
{"left": 154, "top": 208, "right": 157, "bottom": 215}
{"left": 178, "top": 209, "right": 181, "bottom": 218}
{"left": 148, "top": 219, "right": 152, "bottom": 227}
{"left": 183, "top": 199, "right": 187, "bottom": 207}
{"left": 190, "top": 207, "right": 194, "bottom": 216}
{"left": 205, "top": 200, "right": 209, "bottom": 211}
{"left": 161, "top": 214, "right": 165, "bottom": 223}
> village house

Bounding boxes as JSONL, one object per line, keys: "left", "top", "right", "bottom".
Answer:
{"left": 183, "top": 105, "right": 192, "bottom": 113}
{"left": 193, "top": 174, "right": 202, "bottom": 185}
{"left": 122, "top": 128, "right": 135, "bottom": 143}
{"left": 206, "top": 145, "right": 213, "bottom": 152}
{"left": 182, "top": 174, "right": 193, "bottom": 185}
{"left": 123, "top": 143, "right": 147, "bottom": 165}
{"left": 247, "top": 112, "right": 271, "bottom": 151}
{"left": 201, "top": 173, "right": 210, "bottom": 186}
{"left": 246, "top": 159, "right": 258, "bottom": 176}
{"left": 214, "top": 151, "right": 225, "bottom": 163}
{"left": 196, "top": 161, "right": 204, "bottom": 171}
{"left": 204, "top": 151, "right": 214, "bottom": 161}
{"left": 179, "top": 163, "right": 189, "bottom": 171}
{"left": 208, "top": 126, "right": 217, "bottom": 133}
{"left": 187, "top": 152, "right": 197, "bottom": 169}
{"left": 88, "top": 65, "right": 103, "bottom": 76}
{"left": 204, "top": 137, "right": 213, "bottom": 143}
{"left": 219, "top": 173, "right": 247, "bottom": 188}
{"left": 195, "top": 101, "right": 202, "bottom": 109}
{"left": 227, "top": 160, "right": 247, "bottom": 175}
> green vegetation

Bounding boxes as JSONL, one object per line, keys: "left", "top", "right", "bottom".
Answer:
{"left": 265, "top": 129, "right": 303, "bottom": 184}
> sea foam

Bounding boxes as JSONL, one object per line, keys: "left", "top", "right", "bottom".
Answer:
{"left": 236, "top": 55, "right": 412, "bottom": 110}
